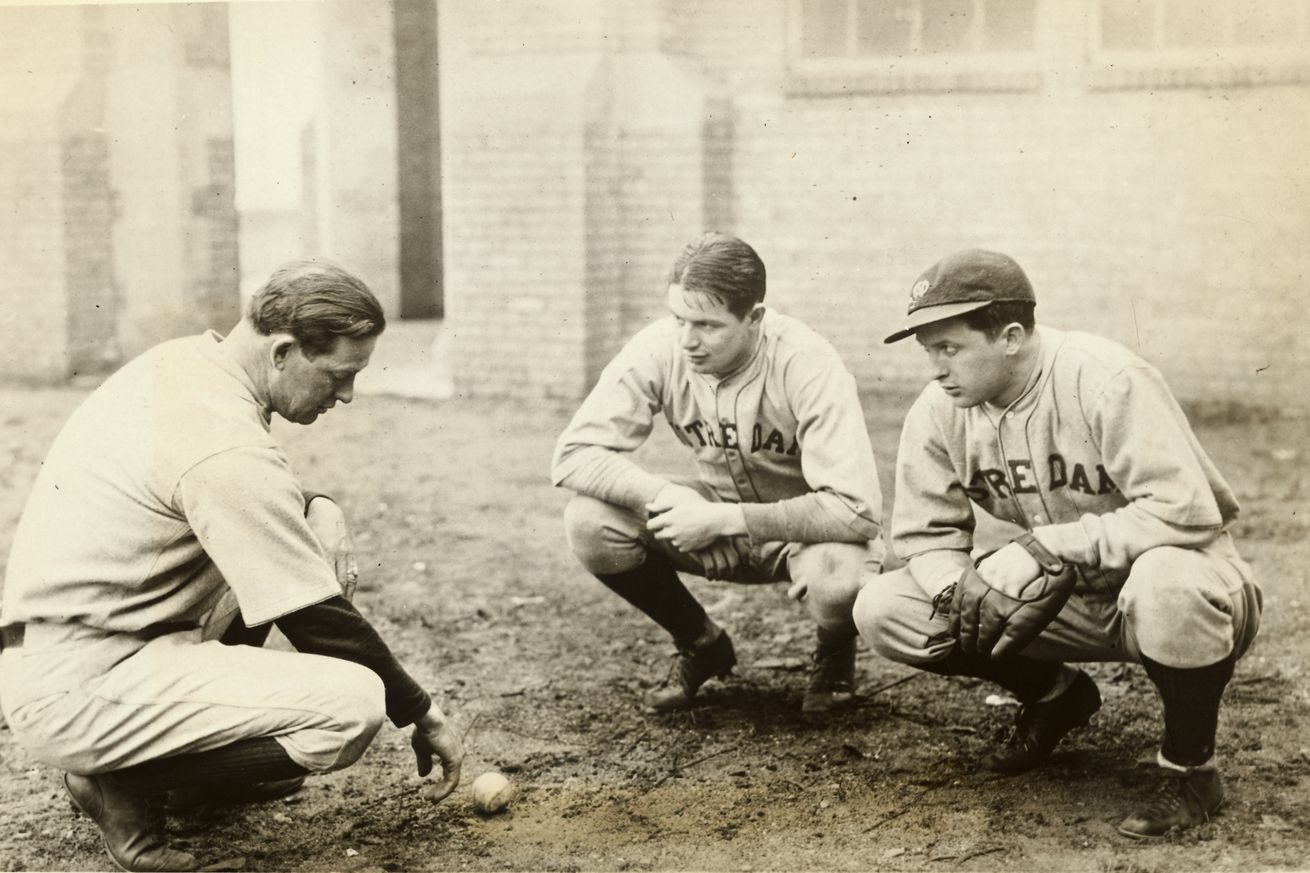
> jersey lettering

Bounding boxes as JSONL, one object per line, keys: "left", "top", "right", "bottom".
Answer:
{"left": 680, "top": 419, "right": 799, "bottom": 457}
{"left": 965, "top": 454, "right": 1120, "bottom": 501}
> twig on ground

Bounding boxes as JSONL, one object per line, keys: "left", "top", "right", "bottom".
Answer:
{"left": 862, "top": 774, "right": 956, "bottom": 832}
{"left": 653, "top": 746, "right": 738, "bottom": 789}
{"left": 864, "top": 672, "right": 926, "bottom": 697}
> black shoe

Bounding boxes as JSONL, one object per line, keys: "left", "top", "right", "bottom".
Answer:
{"left": 165, "top": 776, "right": 306, "bottom": 811}
{"left": 802, "top": 631, "right": 857, "bottom": 716}
{"left": 1118, "top": 765, "right": 1224, "bottom": 838}
{"left": 644, "top": 631, "right": 737, "bottom": 713}
{"left": 982, "top": 670, "right": 1101, "bottom": 774}
{"left": 64, "top": 773, "right": 198, "bottom": 872}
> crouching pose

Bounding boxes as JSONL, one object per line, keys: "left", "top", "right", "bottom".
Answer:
{"left": 0, "top": 260, "right": 463, "bottom": 871}
{"left": 552, "top": 232, "right": 885, "bottom": 716}
{"left": 855, "top": 249, "right": 1261, "bottom": 838}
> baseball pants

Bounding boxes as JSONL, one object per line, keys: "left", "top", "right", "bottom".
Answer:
{"left": 563, "top": 478, "right": 884, "bottom": 629}
{"left": 0, "top": 591, "right": 385, "bottom": 777}
{"left": 853, "top": 533, "right": 1261, "bottom": 669}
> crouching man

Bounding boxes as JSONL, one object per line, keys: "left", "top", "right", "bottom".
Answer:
{"left": 0, "top": 260, "right": 463, "bottom": 871}
{"left": 552, "top": 232, "right": 885, "bottom": 716}
{"left": 855, "top": 249, "right": 1261, "bottom": 838}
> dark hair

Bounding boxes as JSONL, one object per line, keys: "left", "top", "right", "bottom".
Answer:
{"left": 248, "top": 259, "right": 386, "bottom": 357}
{"left": 961, "top": 300, "right": 1036, "bottom": 340}
{"left": 666, "top": 232, "right": 766, "bottom": 318}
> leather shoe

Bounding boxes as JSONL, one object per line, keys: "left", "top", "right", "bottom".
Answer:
{"left": 645, "top": 630, "right": 736, "bottom": 713}
{"left": 801, "top": 631, "right": 857, "bottom": 716}
{"left": 982, "top": 669, "right": 1101, "bottom": 773}
{"left": 1118, "top": 765, "right": 1224, "bottom": 838}
{"left": 65, "top": 772, "right": 198, "bottom": 872}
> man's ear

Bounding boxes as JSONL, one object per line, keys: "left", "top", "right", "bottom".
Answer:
{"left": 747, "top": 304, "right": 765, "bottom": 326}
{"left": 1001, "top": 323, "right": 1028, "bottom": 354}
{"left": 269, "top": 334, "right": 297, "bottom": 370}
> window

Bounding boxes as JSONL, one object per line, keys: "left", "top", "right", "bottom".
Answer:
{"left": 798, "top": 0, "right": 1037, "bottom": 59}
{"left": 1091, "top": 0, "right": 1310, "bottom": 87}
{"left": 788, "top": 0, "right": 1042, "bottom": 93}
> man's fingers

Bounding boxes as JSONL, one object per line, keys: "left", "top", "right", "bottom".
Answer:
{"left": 426, "top": 762, "right": 461, "bottom": 803}
{"left": 786, "top": 580, "right": 808, "bottom": 601}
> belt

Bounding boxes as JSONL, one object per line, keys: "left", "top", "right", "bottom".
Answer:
{"left": 0, "top": 623, "right": 24, "bottom": 651}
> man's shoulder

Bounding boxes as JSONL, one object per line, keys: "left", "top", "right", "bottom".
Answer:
{"left": 1045, "top": 327, "right": 1162, "bottom": 391}
{"left": 763, "top": 310, "right": 845, "bottom": 369}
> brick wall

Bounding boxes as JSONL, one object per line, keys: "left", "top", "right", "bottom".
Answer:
{"left": 0, "top": 4, "right": 238, "bottom": 382}
{"left": 437, "top": 0, "right": 1309, "bottom": 410}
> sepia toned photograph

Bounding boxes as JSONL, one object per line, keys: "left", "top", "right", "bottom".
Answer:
{"left": 0, "top": 1, "right": 1307, "bottom": 870}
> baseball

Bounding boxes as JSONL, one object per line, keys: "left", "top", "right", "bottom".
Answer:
{"left": 471, "top": 771, "right": 513, "bottom": 815}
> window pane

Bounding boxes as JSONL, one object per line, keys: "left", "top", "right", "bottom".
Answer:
{"left": 1162, "top": 0, "right": 1227, "bottom": 47}
{"left": 921, "top": 0, "right": 976, "bottom": 53}
{"left": 1232, "top": 0, "right": 1307, "bottom": 46}
{"left": 856, "top": 0, "right": 913, "bottom": 55}
{"left": 1100, "top": 0, "right": 1154, "bottom": 50}
{"left": 802, "top": 0, "right": 850, "bottom": 57}
{"left": 983, "top": 0, "right": 1036, "bottom": 50}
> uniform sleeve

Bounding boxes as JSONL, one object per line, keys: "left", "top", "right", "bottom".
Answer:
{"left": 1032, "top": 366, "right": 1225, "bottom": 569}
{"left": 891, "top": 391, "right": 977, "bottom": 560}
{"left": 275, "top": 595, "right": 432, "bottom": 728}
{"left": 176, "top": 446, "right": 342, "bottom": 626}
{"left": 739, "top": 358, "right": 882, "bottom": 544}
{"left": 550, "top": 333, "right": 674, "bottom": 512}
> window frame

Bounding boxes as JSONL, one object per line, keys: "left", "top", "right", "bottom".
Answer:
{"left": 784, "top": 0, "right": 1043, "bottom": 95}
{"left": 1088, "top": 0, "right": 1310, "bottom": 89}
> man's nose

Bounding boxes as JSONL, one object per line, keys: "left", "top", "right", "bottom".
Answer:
{"left": 679, "top": 325, "right": 699, "bottom": 348}
{"left": 335, "top": 384, "right": 354, "bottom": 404}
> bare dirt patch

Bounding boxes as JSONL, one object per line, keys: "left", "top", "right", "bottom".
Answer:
{"left": 1, "top": 388, "right": 1307, "bottom": 872}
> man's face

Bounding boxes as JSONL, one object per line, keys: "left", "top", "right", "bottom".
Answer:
{"left": 914, "top": 318, "right": 1014, "bottom": 408}
{"left": 666, "top": 283, "right": 761, "bottom": 376}
{"left": 270, "top": 334, "right": 376, "bottom": 424}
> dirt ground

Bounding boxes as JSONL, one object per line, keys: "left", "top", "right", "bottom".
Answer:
{"left": 1, "top": 385, "right": 1307, "bottom": 873}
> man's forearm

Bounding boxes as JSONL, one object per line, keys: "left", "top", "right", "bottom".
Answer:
{"left": 740, "top": 491, "right": 880, "bottom": 544}
{"left": 554, "top": 447, "right": 669, "bottom": 512}
{"left": 275, "top": 596, "right": 432, "bottom": 727}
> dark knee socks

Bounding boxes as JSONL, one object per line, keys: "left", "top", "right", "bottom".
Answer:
{"left": 596, "top": 552, "right": 709, "bottom": 648}
{"left": 219, "top": 612, "right": 272, "bottom": 648}
{"left": 921, "top": 647, "right": 1063, "bottom": 704}
{"left": 1141, "top": 654, "right": 1235, "bottom": 767}
{"left": 107, "top": 737, "right": 308, "bottom": 797}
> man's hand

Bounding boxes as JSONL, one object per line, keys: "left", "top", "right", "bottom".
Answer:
{"left": 411, "top": 705, "right": 464, "bottom": 802}
{"left": 975, "top": 541, "right": 1042, "bottom": 597}
{"left": 692, "top": 537, "right": 749, "bottom": 581}
{"left": 306, "top": 496, "right": 359, "bottom": 600}
{"left": 647, "top": 501, "right": 747, "bottom": 554}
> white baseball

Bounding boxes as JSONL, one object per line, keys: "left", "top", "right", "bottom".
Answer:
{"left": 471, "top": 771, "right": 513, "bottom": 814}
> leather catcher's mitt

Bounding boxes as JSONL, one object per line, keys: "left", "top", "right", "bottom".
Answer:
{"left": 948, "top": 532, "right": 1077, "bottom": 660}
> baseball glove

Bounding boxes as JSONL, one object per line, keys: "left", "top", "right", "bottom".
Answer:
{"left": 947, "top": 532, "right": 1077, "bottom": 660}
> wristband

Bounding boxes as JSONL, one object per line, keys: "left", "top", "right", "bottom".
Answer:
{"left": 1012, "top": 531, "right": 1065, "bottom": 575}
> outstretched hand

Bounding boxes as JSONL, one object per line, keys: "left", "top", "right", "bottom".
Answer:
{"left": 411, "top": 707, "right": 464, "bottom": 803}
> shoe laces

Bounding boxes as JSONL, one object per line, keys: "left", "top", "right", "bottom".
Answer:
{"left": 929, "top": 583, "right": 955, "bottom": 622}
{"left": 1138, "top": 769, "right": 1206, "bottom": 820}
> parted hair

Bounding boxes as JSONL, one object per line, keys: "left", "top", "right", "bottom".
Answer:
{"left": 247, "top": 259, "right": 386, "bottom": 357}
{"left": 963, "top": 300, "right": 1036, "bottom": 340}
{"left": 667, "top": 232, "right": 766, "bottom": 318}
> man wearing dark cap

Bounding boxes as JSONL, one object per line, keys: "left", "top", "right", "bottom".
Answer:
{"left": 854, "top": 249, "right": 1262, "bottom": 838}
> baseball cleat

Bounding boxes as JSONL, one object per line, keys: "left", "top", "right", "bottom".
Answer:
{"left": 1118, "top": 765, "right": 1224, "bottom": 838}
{"left": 64, "top": 772, "right": 199, "bottom": 872}
{"left": 801, "top": 631, "right": 858, "bottom": 716}
{"left": 644, "top": 630, "right": 737, "bottom": 713}
{"left": 982, "top": 669, "right": 1101, "bottom": 774}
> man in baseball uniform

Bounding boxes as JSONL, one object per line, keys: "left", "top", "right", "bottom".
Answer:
{"left": 854, "top": 249, "right": 1261, "bottom": 837}
{"left": 0, "top": 260, "right": 464, "bottom": 871}
{"left": 552, "top": 232, "right": 884, "bottom": 716}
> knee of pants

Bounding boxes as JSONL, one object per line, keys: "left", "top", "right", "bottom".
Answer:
{"left": 562, "top": 494, "right": 644, "bottom": 575}
{"left": 852, "top": 579, "right": 905, "bottom": 661}
{"left": 316, "top": 662, "right": 387, "bottom": 772}
{"left": 1120, "top": 547, "right": 1242, "bottom": 667}
{"left": 794, "top": 543, "right": 868, "bottom": 626}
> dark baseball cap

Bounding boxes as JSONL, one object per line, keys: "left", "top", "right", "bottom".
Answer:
{"left": 884, "top": 249, "right": 1034, "bottom": 344}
